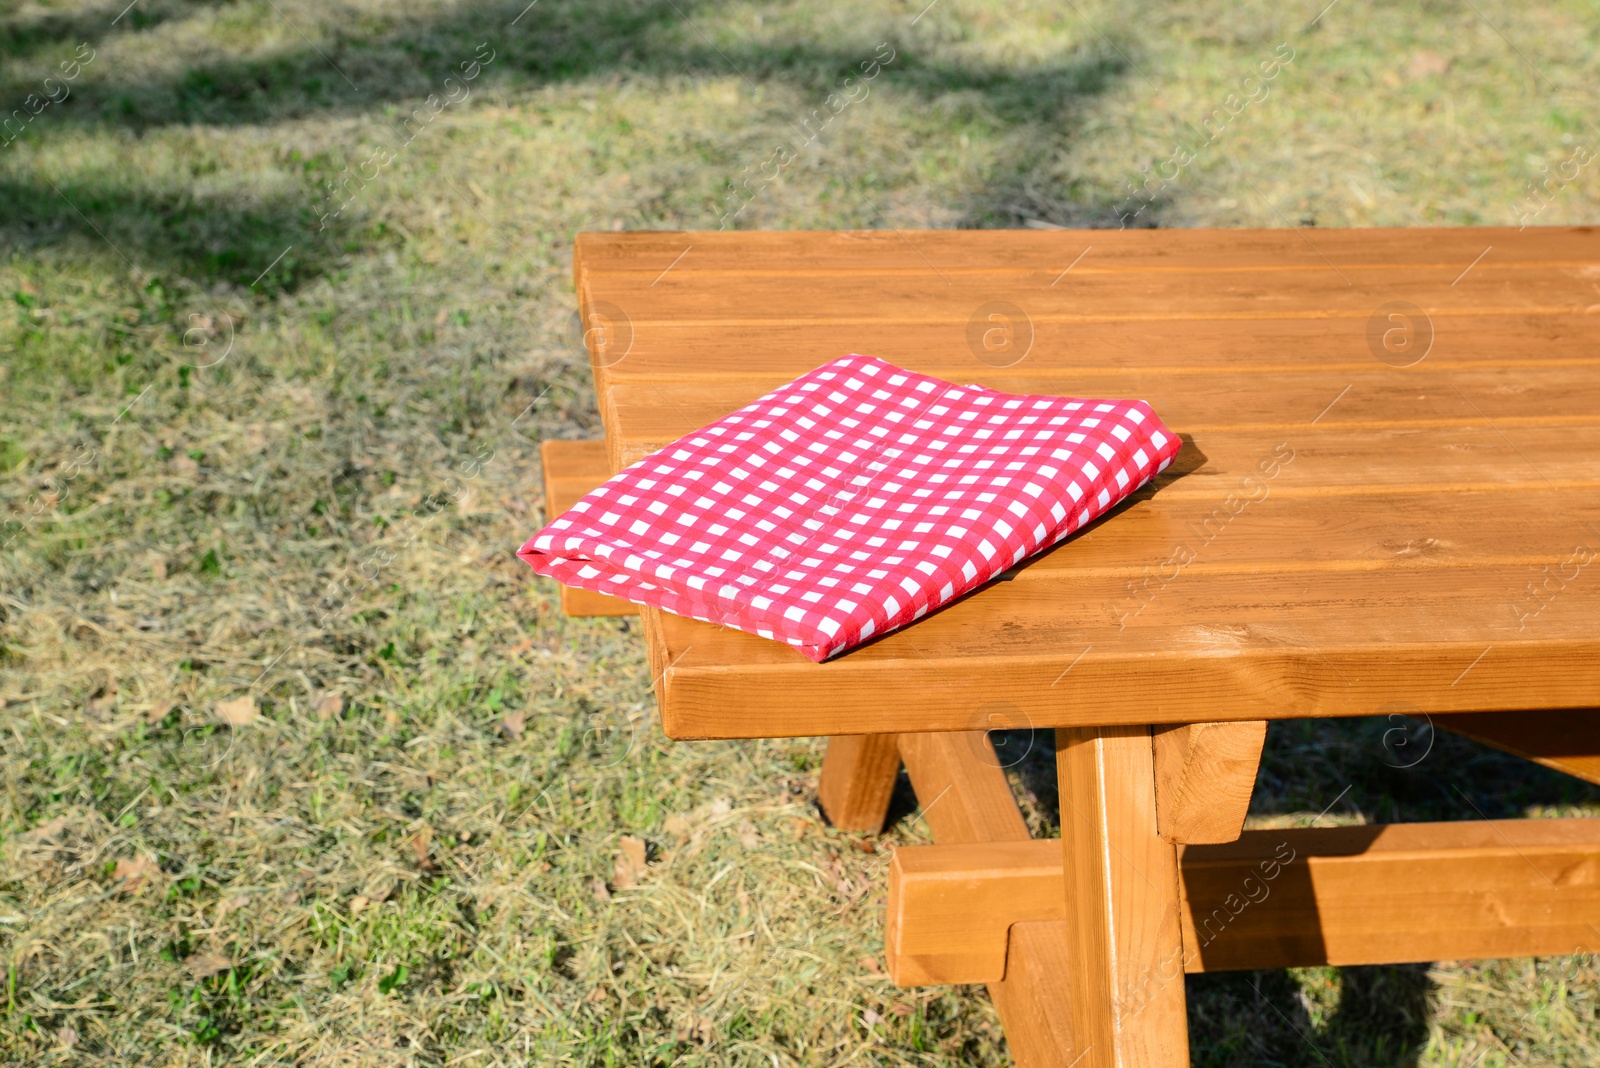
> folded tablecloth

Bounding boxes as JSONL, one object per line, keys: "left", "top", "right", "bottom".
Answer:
{"left": 519, "top": 355, "right": 1180, "bottom": 662}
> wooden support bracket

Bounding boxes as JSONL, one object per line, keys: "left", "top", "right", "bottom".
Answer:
{"left": 1153, "top": 720, "right": 1267, "bottom": 844}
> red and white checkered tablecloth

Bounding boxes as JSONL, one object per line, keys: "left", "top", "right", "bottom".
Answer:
{"left": 519, "top": 355, "right": 1180, "bottom": 662}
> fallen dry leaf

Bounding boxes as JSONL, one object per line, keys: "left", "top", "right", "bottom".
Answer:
{"left": 613, "top": 835, "right": 647, "bottom": 889}
{"left": 214, "top": 695, "right": 258, "bottom": 726}
{"left": 172, "top": 455, "right": 200, "bottom": 478}
{"left": 184, "top": 952, "right": 232, "bottom": 979}
{"left": 591, "top": 877, "right": 612, "bottom": 902}
{"left": 349, "top": 894, "right": 370, "bottom": 915}
{"left": 313, "top": 691, "right": 344, "bottom": 719}
{"left": 112, "top": 855, "right": 157, "bottom": 891}
{"left": 499, "top": 710, "right": 525, "bottom": 739}
{"left": 1407, "top": 50, "right": 1450, "bottom": 80}
{"left": 55, "top": 1026, "right": 77, "bottom": 1049}
{"left": 662, "top": 814, "right": 691, "bottom": 841}
{"left": 86, "top": 684, "right": 117, "bottom": 717}
{"left": 737, "top": 820, "right": 761, "bottom": 849}
{"left": 857, "top": 955, "right": 885, "bottom": 977}
{"left": 408, "top": 825, "right": 434, "bottom": 872}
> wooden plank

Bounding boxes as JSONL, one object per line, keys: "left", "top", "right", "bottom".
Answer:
{"left": 1153, "top": 721, "right": 1267, "bottom": 844}
{"left": 575, "top": 226, "right": 1600, "bottom": 274}
{"left": 886, "top": 818, "right": 1600, "bottom": 983}
{"left": 896, "top": 731, "right": 1031, "bottom": 845}
{"left": 538, "top": 440, "right": 636, "bottom": 617}
{"left": 583, "top": 269, "right": 1600, "bottom": 336}
{"left": 816, "top": 734, "right": 900, "bottom": 833}
{"left": 1055, "top": 726, "right": 1190, "bottom": 1068}
{"left": 1436, "top": 709, "right": 1600, "bottom": 786}
{"left": 1181, "top": 819, "right": 1600, "bottom": 971}
{"left": 559, "top": 481, "right": 1585, "bottom": 581}
{"left": 601, "top": 368, "right": 1600, "bottom": 461}
{"left": 580, "top": 316, "right": 1600, "bottom": 385}
{"left": 645, "top": 563, "right": 1600, "bottom": 738}
{"left": 610, "top": 419, "right": 1600, "bottom": 487}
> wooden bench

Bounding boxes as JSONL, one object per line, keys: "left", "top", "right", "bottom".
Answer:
{"left": 538, "top": 440, "right": 635, "bottom": 618}
{"left": 544, "top": 226, "right": 1600, "bottom": 1066}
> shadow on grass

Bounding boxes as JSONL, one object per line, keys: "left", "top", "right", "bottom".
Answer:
{"left": 1189, "top": 965, "right": 1435, "bottom": 1068}
{"left": 0, "top": 174, "right": 377, "bottom": 290}
{"left": 0, "top": 0, "right": 196, "bottom": 63}
{"left": 0, "top": 0, "right": 1133, "bottom": 291}
{"left": 4, "top": 0, "right": 1127, "bottom": 129}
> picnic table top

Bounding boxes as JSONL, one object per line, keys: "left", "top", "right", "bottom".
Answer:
{"left": 572, "top": 227, "right": 1600, "bottom": 740}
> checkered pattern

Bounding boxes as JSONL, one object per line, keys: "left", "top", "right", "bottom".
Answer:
{"left": 519, "top": 355, "right": 1180, "bottom": 662}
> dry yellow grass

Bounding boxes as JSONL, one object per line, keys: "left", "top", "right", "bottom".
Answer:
{"left": 4, "top": 0, "right": 1600, "bottom": 1063}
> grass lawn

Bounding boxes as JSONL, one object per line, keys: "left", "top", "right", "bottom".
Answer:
{"left": 3, "top": 0, "right": 1600, "bottom": 1063}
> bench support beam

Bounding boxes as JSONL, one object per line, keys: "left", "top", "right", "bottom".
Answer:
{"left": 888, "top": 818, "right": 1600, "bottom": 985}
{"left": 1436, "top": 709, "right": 1600, "bottom": 787}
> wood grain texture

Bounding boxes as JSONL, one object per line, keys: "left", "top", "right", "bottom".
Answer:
{"left": 538, "top": 440, "right": 636, "bottom": 617}
{"left": 572, "top": 228, "right": 1600, "bottom": 740}
{"left": 1436, "top": 709, "right": 1600, "bottom": 786}
{"left": 582, "top": 316, "right": 1600, "bottom": 388}
{"left": 896, "top": 731, "right": 1031, "bottom": 844}
{"left": 574, "top": 227, "right": 1600, "bottom": 274}
{"left": 1055, "top": 726, "right": 1190, "bottom": 1068}
{"left": 987, "top": 922, "right": 1082, "bottom": 1068}
{"left": 887, "top": 839, "right": 1062, "bottom": 986}
{"left": 1153, "top": 721, "right": 1267, "bottom": 844}
{"left": 887, "top": 818, "right": 1600, "bottom": 983}
{"left": 816, "top": 734, "right": 900, "bottom": 833}
{"left": 1186, "top": 819, "right": 1600, "bottom": 970}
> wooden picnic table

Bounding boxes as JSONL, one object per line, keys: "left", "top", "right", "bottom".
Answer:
{"left": 546, "top": 226, "right": 1600, "bottom": 1066}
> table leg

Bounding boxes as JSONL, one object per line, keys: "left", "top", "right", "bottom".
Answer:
{"left": 892, "top": 732, "right": 1084, "bottom": 1067}
{"left": 897, "top": 731, "right": 1030, "bottom": 843}
{"left": 817, "top": 734, "right": 900, "bottom": 832}
{"left": 1056, "top": 725, "right": 1191, "bottom": 1068}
